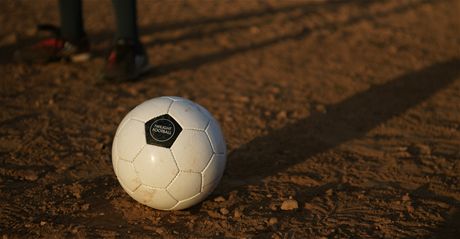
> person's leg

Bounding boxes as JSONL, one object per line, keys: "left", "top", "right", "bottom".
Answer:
{"left": 59, "top": 0, "right": 85, "bottom": 41}
{"left": 103, "top": 0, "right": 149, "bottom": 81}
{"left": 111, "top": 0, "right": 139, "bottom": 42}
{"left": 14, "top": 0, "right": 89, "bottom": 63}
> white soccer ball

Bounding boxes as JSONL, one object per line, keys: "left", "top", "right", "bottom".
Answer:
{"left": 112, "top": 96, "right": 226, "bottom": 210}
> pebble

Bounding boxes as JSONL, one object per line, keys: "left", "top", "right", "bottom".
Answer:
{"left": 402, "top": 193, "right": 411, "bottom": 202}
{"left": 315, "top": 104, "right": 327, "bottom": 113}
{"left": 81, "top": 203, "right": 90, "bottom": 211}
{"left": 407, "top": 143, "right": 431, "bottom": 156}
{"left": 25, "top": 28, "right": 37, "bottom": 36}
{"left": 220, "top": 208, "right": 229, "bottom": 215}
{"left": 233, "top": 209, "right": 242, "bottom": 218}
{"left": 304, "top": 202, "right": 314, "bottom": 210}
{"left": 276, "top": 111, "right": 287, "bottom": 120}
{"left": 250, "top": 26, "right": 260, "bottom": 34}
{"left": 214, "top": 196, "right": 226, "bottom": 202}
{"left": 281, "top": 199, "right": 299, "bottom": 210}
{"left": 23, "top": 171, "right": 38, "bottom": 181}
{"left": 40, "top": 221, "right": 47, "bottom": 226}
{"left": 268, "top": 217, "right": 278, "bottom": 225}
{"left": 406, "top": 205, "right": 414, "bottom": 213}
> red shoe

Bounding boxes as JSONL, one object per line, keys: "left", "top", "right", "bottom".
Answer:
{"left": 14, "top": 24, "right": 90, "bottom": 64}
{"left": 103, "top": 38, "right": 151, "bottom": 82}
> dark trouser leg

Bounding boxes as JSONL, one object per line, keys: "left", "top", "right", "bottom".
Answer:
{"left": 112, "top": 0, "right": 139, "bottom": 42}
{"left": 59, "top": 0, "right": 85, "bottom": 41}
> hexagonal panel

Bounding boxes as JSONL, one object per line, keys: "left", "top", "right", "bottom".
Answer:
{"left": 171, "top": 178, "right": 220, "bottom": 210}
{"left": 133, "top": 145, "right": 179, "bottom": 188}
{"left": 133, "top": 185, "right": 178, "bottom": 210}
{"left": 168, "top": 100, "right": 210, "bottom": 130}
{"left": 171, "top": 130, "right": 213, "bottom": 172}
{"left": 116, "top": 119, "right": 146, "bottom": 162}
{"left": 205, "top": 119, "right": 226, "bottom": 154}
{"left": 202, "top": 154, "right": 226, "bottom": 187}
{"left": 145, "top": 114, "right": 182, "bottom": 148}
{"left": 117, "top": 159, "right": 141, "bottom": 193}
{"left": 129, "top": 97, "right": 173, "bottom": 122}
{"left": 167, "top": 172, "right": 202, "bottom": 201}
{"left": 170, "top": 191, "right": 206, "bottom": 210}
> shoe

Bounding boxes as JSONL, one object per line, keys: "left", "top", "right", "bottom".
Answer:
{"left": 103, "top": 38, "right": 151, "bottom": 82}
{"left": 14, "top": 24, "right": 90, "bottom": 63}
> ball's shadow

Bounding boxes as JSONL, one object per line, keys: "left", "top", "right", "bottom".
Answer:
{"left": 224, "top": 58, "right": 460, "bottom": 186}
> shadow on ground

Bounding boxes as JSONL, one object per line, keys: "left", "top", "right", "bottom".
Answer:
{"left": 226, "top": 58, "right": 460, "bottom": 180}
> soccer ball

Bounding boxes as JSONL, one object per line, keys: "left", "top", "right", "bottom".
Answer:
{"left": 112, "top": 96, "right": 226, "bottom": 210}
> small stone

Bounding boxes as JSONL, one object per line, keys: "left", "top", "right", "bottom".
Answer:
{"left": 407, "top": 144, "right": 431, "bottom": 156}
{"left": 255, "top": 224, "right": 265, "bottom": 230}
{"left": 304, "top": 202, "right": 314, "bottom": 210}
{"left": 268, "top": 217, "right": 278, "bottom": 225}
{"left": 388, "top": 45, "right": 398, "bottom": 54}
{"left": 234, "top": 95, "right": 250, "bottom": 103}
{"left": 40, "top": 221, "right": 46, "bottom": 226}
{"left": 250, "top": 26, "right": 260, "bottom": 34}
{"left": 207, "top": 210, "right": 223, "bottom": 219}
{"left": 315, "top": 104, "right": 327, "bottom": 113}
{"left": 220, "top": 208, "right": 229, "bottom": 215}
{"left": 233, "top": 209, "right": 242, "bottom": 218}
{"left": 23, "top": 171, "right": 38, "bottom": 181}
{"left": 25, "top": 28, "right": 37, "bottom": 36}
{"left": 281, "top": 199, "right": 299, "bottom": 210}
{"left": 406, "top": 205, "right": 414, "bottom": 213}
{"left": 276, "top": 111, "right": 287, "bottom": 120}
{"left": 81, "top": 203, "right": 90, "bottom": 211}
{"left": 402, "top": 193, "right": 410, "bottom": 202}
{"left": 214, "top": 196, "right": 226, "bottom": 202}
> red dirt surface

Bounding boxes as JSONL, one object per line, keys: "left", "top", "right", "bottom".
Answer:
{"left": 1, "top": 0, "right": 460, "bottom": 238}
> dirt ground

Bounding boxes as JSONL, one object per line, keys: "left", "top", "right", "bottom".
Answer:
{"left": 1, "top": 0, "right": 460, "bottom": 238}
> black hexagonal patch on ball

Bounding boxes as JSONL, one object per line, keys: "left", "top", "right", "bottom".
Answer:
{"left": 145, "top": 114, "right": 182, "bottom": 148}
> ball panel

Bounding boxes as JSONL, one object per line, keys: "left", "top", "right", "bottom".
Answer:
{"left": 171, "top": 181, "right": 219, "bottom": 210}
{"left": 205, "top": 119, "right": 226, "bottom": 155}
{"left": 117, "top": 159, "right": 141, "bottom": 193}
{"left": 129, "top": 97, "right": 173, "bottom": 122}
{"left": 167, "top": 172, "right": 202, "bottom": 201}
{"left": 116, "top": 119, "right": 146, "bottom": 162}
{"left": 133, "top": 145, "right": 179, "bottom": 188}
{"left": 202, "top": 154, "right": 226, "bottom": 187}
{"left": 195, "top": 103, "right": 214, "bottom": 120}
{"left": 171, "top": 130, "right": 213, "bottom": 172}
{"left": 168, "top": 100, "right": 210, "bottom": 130}
{"left": 133, "top": 185, "right": 178, "bottom": 210}
{"left": 170, "top": 190, "right": 208, "bottom": 210}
